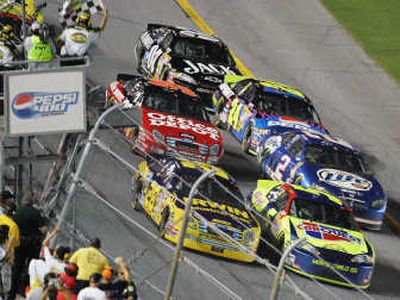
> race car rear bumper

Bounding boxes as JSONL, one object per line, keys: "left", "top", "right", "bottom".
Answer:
{"left": 164, "top": 231, "right": 257, "bottom": 263}
{"left": 285, "top": 247, "right": 373, "bottom": 289}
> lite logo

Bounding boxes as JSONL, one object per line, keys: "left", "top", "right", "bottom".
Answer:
{"left": 298, "top": 221, "right": 361, "bottom": 244}
{"left": 317, "top": 168, "right": 372, "bottom": 191}
{"left": 12, "top": 92, "right": 79, "bottom": 119}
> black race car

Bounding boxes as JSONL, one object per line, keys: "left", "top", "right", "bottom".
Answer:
{"left": 134, "top": 24, "right": 241, "bottom": 107}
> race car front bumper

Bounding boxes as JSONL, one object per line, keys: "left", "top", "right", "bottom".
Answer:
{"left": 285, "top": 247, "right": 374, "bottom": 289}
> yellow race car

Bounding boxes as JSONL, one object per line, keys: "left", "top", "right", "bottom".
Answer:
{"left": 132, "top": 156, "right": 261, "bottom": 262}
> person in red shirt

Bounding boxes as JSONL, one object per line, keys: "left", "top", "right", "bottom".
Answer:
{"left": 56, "top": 273, "right": 77, "bottom": 300}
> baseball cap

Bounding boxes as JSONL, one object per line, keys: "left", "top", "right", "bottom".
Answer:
{"left": 31, "top": 22, "right": 40, "bottom": 31}
{"left": 102, "top": 265, "right": 113, "bottom": 280}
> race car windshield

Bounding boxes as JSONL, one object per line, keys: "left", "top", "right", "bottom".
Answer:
{"left": 304, "top": 144, "right": 367, "bottom": 175}
{"left": 179, "top": 170, "right": 245, "bottom": 209}
{"left": 143, "top": 90, "right": 208, "bottom": 122}
{"left": 172, "top": 37, "right": 233, "bottom": 65}
{"left": 292, "top": 198, "right": 358, "bottom": 231}
{"left": 255, "top": 92, "right": 320, "bottom": 123}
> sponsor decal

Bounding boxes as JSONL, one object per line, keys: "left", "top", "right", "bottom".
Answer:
{"left": 312, "top": 259, "right": 358, "bottom": 273}
{"left": 70, "top": 32, "right": 88, "bottom": 43}
{"left": 12, "top": 92, "right": 79, "bottom": 119}
{"left": 183, "top": 59, "right": 236, "bottom": 75}
{"left": 317, "top": 169, "right": 372, "bottom": 191}
{"left": 267, "top": 119, "right": 316, "bottom": 131}
{"left": 298, "top": 221, "right": 361, "bottom": 244}
{"left": 147, "top": 112, "right": 220, "bottom": 141}
{"left": 192, "top": 199, "right": 250, "bottom": 222}
{"left": 204, "top": 76, "right": 221, "bottom": 83}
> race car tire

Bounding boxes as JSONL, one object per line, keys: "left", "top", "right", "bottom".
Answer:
{"left": 131, "top": 177, "right": 143, "bottom": 212}
{"left": 241, "top": 125, "right": 252, "bottom": 153}
{"left": 159, "top": 208, "right": 170, "bottom": 237}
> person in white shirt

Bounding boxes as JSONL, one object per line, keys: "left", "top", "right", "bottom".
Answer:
{"left": 58, "top": 9, "right": 108, "bottom": 62}
{"left": 77, "top": 273, "right": 106, "bottom": 300}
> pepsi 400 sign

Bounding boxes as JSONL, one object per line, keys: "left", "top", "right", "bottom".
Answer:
{"left": 6, "top": 70, "right": 86, "bottom": 135}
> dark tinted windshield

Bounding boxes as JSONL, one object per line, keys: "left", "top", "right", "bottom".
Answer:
{"left": 304, "top": 144, "right": 366, "bottom": 175}
{"left": 254, "top": 90, "right": 320, "bottom": 123}
{"left": 178, "top": 169, "right": 245, "bottom": 209}
{"left": 291, "top": 198, "right": 357, "bottom": 231}
{"left": 143, "top": 89, "right": 208, "bottom": 122}
{"left": 172, "top": 36, "right": 233, "bottom": 65}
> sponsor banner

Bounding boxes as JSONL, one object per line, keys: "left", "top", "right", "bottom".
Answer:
{"left": 5, "top": 70, "right": 86, "bottom": 135}
{"left": 316, "top": 168, "right": 372, "bottom": 191}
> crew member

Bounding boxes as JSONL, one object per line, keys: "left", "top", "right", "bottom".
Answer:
{"left": 58, "top": 9, "right": 108, "bottom": 66}
{"left": 24, "top": 22, "right": 56, "bottom": 70}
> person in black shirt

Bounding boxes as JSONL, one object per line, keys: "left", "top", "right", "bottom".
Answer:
{"left": 10, "top": 192, "right": 48, "bottom": 299}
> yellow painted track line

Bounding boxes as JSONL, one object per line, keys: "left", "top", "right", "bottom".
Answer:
{"left": 175, "top": 0, "right": 400, "bottom": 238}
{"left": 174, "top": 0, "right": 254, "bottom": 77}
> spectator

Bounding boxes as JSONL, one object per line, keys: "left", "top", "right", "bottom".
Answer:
{"left": 77, "top": 273, "right": 105, "bottom": 300}
{"left": 113, "top": 257, "right": 138, "bottom": 300}
{"left": 0, "top": 191, "right": 20, "bottom": 298}
{"left": 27, "top": 226, "right": 71, "bottom": 292}
{"left": 41, "top": 226, "right": 71, "bottom": 275}
{"left": 56, "top": 273, "right": 77, "bottom": 300}
{"left": 10, "top": 192, "right": 48, "bottom": 298}
{"left": 69, "top": 237, "right": 108, "bottom": 292}
{"left": 99, "top": 265, "right": 117, "bottom": 298}
{"left": 27, "top": 272, "right": 58, "bottom": 300}
{"left": 24, "top": 22, "right": 56, "bottom": 70}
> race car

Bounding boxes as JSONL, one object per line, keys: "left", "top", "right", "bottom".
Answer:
{"left": 131, "top": 156, "right": 261, "bottom": 262}
{"left": 259, "top": 130, "right": 387, "bottom": 230}
{"left": 105, "top": 75, "right": 223, "bottom": 164}
{"left": 212, "top": 75, "right": 327, "bottom": 155}
{"left": 134, "top": 24, "right": 240, "bottom": 107}
{"left": 248, "top": 180, "right": 375, "bottom": 288}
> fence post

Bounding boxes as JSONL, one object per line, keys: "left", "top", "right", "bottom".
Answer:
{"left": 56, "top": 104, "right": 122, "bottom": 227}
{"left": 164, "top": 169, "right": 215, "bottom": 300}
{"left": 269, "top": 237, "right": 306, "bottom": 300}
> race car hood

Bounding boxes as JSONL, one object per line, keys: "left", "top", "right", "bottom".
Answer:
{"left": 170, "top": 57, "right": 238, "bottom": 89}
{"left": 288, "top": 217, "right": 368, "bottom": 255}
{"left": 190, "top": 197, "right": 258, "bottom": 230}
{"left": 142, "top": 107, "right": 223, "bottom": 146}
{"left": 299, "top": 164, "right": 386, "bottom": 204}
{"left": 254, "top": 116, "right": 327, "bottom": 135}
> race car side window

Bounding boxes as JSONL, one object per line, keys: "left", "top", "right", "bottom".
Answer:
{"left": 233, "top": 80, "right": 253, "bottom": 96}
{"left": 267, "top": 185, "right": 289, "bottom": 212}
{"left": 287, "top": 137, "right": 305, "bottom": 158}
{"left": 281, "top": 132, "right": 297, "bottom": 148}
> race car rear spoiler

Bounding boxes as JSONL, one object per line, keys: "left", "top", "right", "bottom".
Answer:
{"left": 147, "top": 23, "right": 176, "bottom": 31}
{"left": 117, "top": 73, "right": 141, "bottom": 81}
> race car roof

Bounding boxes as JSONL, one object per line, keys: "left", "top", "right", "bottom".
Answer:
{"left": 296, "top": 130, "right": 356, "bottom": 152}
{"left": 174, "top": 157, "right": 231, "bottom": 180}
{"left": 146, "top": 79, "right": 198, "bottom": 98}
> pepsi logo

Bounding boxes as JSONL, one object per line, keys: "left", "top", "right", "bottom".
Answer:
{"left": 12, "top": 92, "right": 79, "bottom": 119}
{"left": 317, "top": 168, "right": 372, "bottom": 191}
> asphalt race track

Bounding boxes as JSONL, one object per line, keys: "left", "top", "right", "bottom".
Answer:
{"left": 43, "top": 0, "right": 400, "bottom": 299}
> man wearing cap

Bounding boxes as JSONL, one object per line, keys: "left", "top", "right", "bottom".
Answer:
{"left": 69, "top": 237, "right": 109, "bottom": 292}
{"left": 24, "top": 22, "right": 56, "bottom": 70}
{"left": 10, "top": 192, "right": 48, "bottom": 299}
{"left": 0, "top": 191, "right": 20, "bottom": 298}
{"left": 77, "top": 273, "right": 105, "bottom": 300}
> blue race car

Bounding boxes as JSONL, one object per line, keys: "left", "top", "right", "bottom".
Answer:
{"left": 259, "top": 130, "right": 387, "bottom": 230}
{"left": 212, "top": 75, "right": 327, "bottom": 155}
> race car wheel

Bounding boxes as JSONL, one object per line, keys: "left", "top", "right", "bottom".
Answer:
{"left": 159, "top": 208, "right": 170, "bottom": 237}
{"left": 131, "top": 177, "right": 143, "bottom": 212}
{"left": 241, "top": 126, "right": 252, "bottom": 153}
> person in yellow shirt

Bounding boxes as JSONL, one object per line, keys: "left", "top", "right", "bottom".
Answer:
{"left": 0, "top": 191, "right": 20, "bottom": 296}
{"left": 69, "top": 237, "right": 108, "bottom": 292}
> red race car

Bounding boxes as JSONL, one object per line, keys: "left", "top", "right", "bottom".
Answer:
{"left": 106, "top": 75, "right": 223, "bottom": 164}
